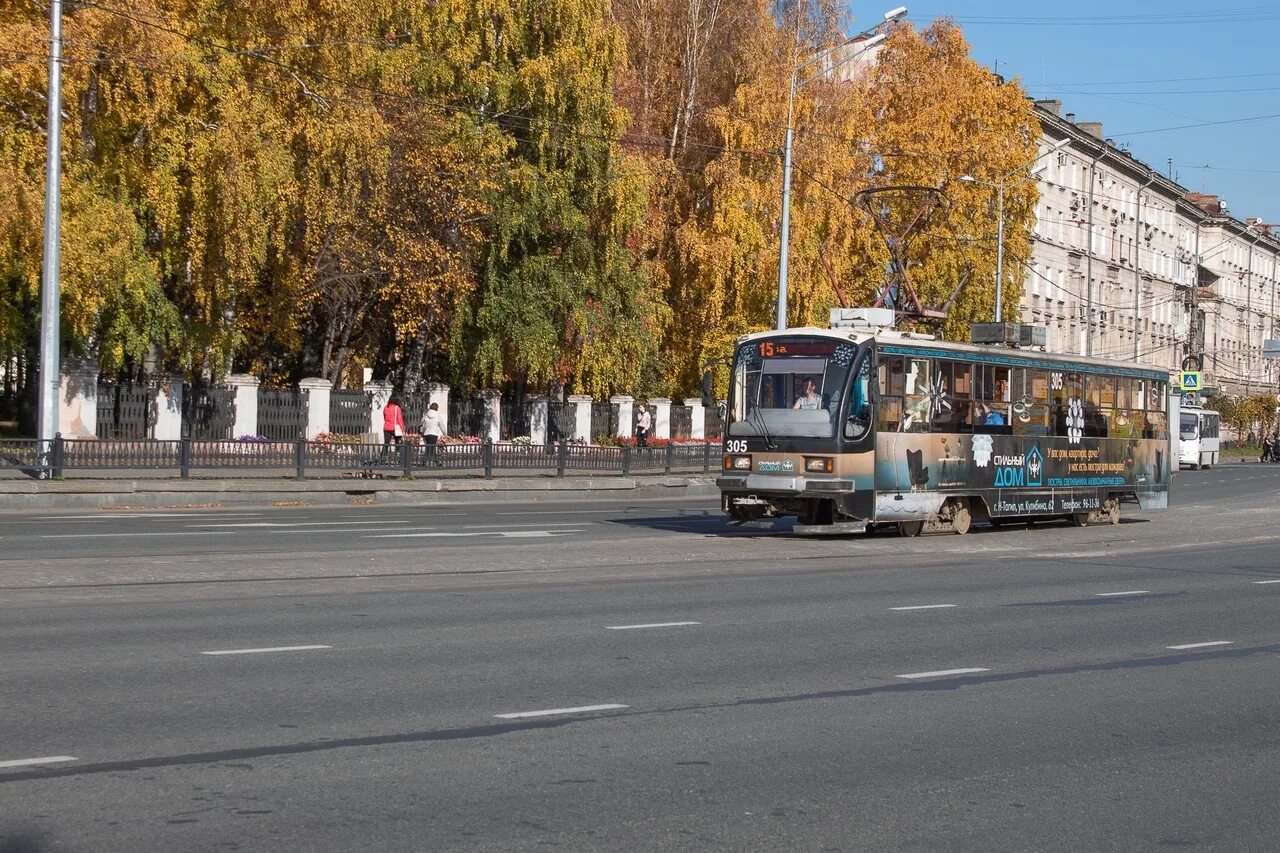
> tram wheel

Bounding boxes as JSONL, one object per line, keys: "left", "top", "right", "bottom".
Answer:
{"left": 1071, "top": 512, "right": 1090, "bottom": 527}
{"left": 897, "top": 520, "right": 924, "bottom": 538}
{"left": 950, "top": 503, "right": 972, "bottom": 535}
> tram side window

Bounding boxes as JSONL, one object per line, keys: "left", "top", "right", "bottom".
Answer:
{"left": 877, "top": 356, "right": 905, "bottom": 433}
{"left": 934, "top": 360, "right": 974, "bottom": 432}
{"left": 901, "top": 357, "right": 933, "bottom": 432}
{"left": 1111, "top": 378, "right": 1140, "bottom": 438}
{"left": 1144, "top": 380, "right": 1168, "bottom": 439}
{"left": 1012, "top": 368, "right": 1050, "bottom": 436}
{"left": 876, "top": 355, "right": 932, "bottom": 432}
{"left": 1082, "top": 376, "right": 1111, "bottom": 437}
{"left": 974, "top": 364, "right": 1012, "bottom": 431}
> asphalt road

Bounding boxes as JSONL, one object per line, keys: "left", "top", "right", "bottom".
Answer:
{"left": 1, "top": 465, "right": 1278, "bottom": 851}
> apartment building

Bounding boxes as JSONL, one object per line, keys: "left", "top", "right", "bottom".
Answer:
{"left": 1020, "top": 100, "right": 1280, "bottom": 396}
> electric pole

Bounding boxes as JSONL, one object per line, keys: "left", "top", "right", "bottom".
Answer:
{"left": 38, "top": 0, "right": 64, "bottom": 457}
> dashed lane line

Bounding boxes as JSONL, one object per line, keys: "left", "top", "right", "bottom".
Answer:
{"left": 889, "top": 604, "right": 958, "bottom": 611}
{"left": 201, "top": 645, "right": 332, "bottom": 656}
{"left": 495, "top": 704, "right": 628, "bottom": 719}
{"left": 367, "top": 530, "right": 582, "bottom": 539}
{"left": 896, "top": 668, "right": 990, "bottom": 680}
{"left": 1254, "top": 579, "right": 1280, "bottom": 585}
{"left": 605, "top": 621, "right": 701, "bottom": 630}
{"left": 1095, "top": 590, "right": 1151, "bottom": 597}
{"left": 0, "top": 756, "right": 77, "bottom": 769}
{"left": 1166, "top": 641, "right": 1234, "bottom": 651}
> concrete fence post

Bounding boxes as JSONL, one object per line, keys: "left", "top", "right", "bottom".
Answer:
{"left": 365, "top": 380, "right": 393, "bottom": 441}
{"left": 611, "top": 395, "right": 634, "bottom": 439}
{"left": 480, "top": 389, "right": 501, "bottom": 443}
{"left": 568, "top": 394, "right": 592, "bottom": 443}
{"left": 151, "top": 374, "right": 184, "bottom": 441}
{"left": 225, "top": 374, "right": 260, "bottom": 439}
{"left": 684, "top": 398, "right": 705, "bottom": 440}
{"left": 57, "top": 358, "right": 98, "bottom": 439}
{"left": 651, "top": 398, "right": 672, "bottom": 440}
{"left": 298, "top": 378, "right": 332, "bottom": 439}
{"left": 528, "top": 396, "right": 549, "bottom": 445}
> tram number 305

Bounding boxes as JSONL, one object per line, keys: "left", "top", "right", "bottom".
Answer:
{"left": 725, "top": 440, "right": 749, "bottom": 453}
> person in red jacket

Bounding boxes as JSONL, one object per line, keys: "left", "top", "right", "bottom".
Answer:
{"left": 383, "top": 395, "right": 407, "bottom": 457}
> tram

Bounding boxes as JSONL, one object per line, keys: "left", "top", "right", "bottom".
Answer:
{"left": 715, "top": 308, "right": 1174, "bottom": 536}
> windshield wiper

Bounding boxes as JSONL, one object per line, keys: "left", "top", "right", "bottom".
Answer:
{"left": 748, "top": 405, "right": 777, "bottom": 450}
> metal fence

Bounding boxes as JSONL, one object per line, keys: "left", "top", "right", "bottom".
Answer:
{"left": 706, "top": 402, "right": 725, "bottom": 440}
{"left": 183, "top": 385, "right": 236, "bottom": 440}
{"left": 96, "top": 383, "right": 155, "bottom": 439}
{"left": 258, "top": 389, "right": 308, "bottom": 440}
{"left": 329, "top": 390, "right": 371, "bottom": 436}
{"left": 548, "top": 402, "right": 577, "bottom": 442}
{"left": 590, "top": 402, "right": 619, "bottom": 441}
{"left": 449, "top": 396, "right": 486, "bottom": 438}
{"left": 670, "top": 405, "right": 693, "bottom": 440}
{"left": 0, "top": 437, "right": 718, "bottom": 480}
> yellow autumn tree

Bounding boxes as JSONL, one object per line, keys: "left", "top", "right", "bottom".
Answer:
{"left": 849, "top": 20, "right": 1040, "bottom": 338}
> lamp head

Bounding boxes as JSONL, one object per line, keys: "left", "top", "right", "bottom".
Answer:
{"left": 958, "top": 175, "right": 977, "bottom": 183}
{"left": 883, "top": 6, "right": 908, "bottom": 22}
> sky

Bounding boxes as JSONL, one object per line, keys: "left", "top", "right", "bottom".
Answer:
{"left": 878, "top": 2, "right": 1280, "bottom": 224}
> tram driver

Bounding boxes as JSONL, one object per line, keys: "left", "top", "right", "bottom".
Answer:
{"left": 793, "top": 377, "right": 823, "bottom": 410}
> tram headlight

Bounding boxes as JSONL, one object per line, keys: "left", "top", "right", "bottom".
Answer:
{"left": 804, "top": 456, "right": 834, "bottom": 473}
{"left": 724, "top": 454, "right": 752, "bottom": 471}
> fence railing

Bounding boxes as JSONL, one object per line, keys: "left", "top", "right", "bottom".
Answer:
{"left": 184, "top": 385, "right": 236, "bottom": 440}
{"left": 97, "top": 383, "right": 155, "bottom": 440}
{"left": 258, "top": 389, "right": 308, "bottom": 440}
{"left": 0, "top": 437, "right": 719, "bottom": 480}
{"left": 329, "top": 390, "right": 372, "bottom": 436}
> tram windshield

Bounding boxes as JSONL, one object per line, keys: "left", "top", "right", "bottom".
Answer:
{"left": 728, "top": 337, "right": 869, "bottom": 439}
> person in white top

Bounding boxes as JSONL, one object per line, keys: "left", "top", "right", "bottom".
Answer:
{"left": 793, "top": 378, "right": 821, "bottom": 410}
{"left": 636, "top": 405, "right": 652, "bottom": 447}
{"left": 420, "top": 402, "right": 444, "bottom": 465}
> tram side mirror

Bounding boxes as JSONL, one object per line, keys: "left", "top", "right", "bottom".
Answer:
{"left": 701, "top": 372, "right": 714, "bottom": 408}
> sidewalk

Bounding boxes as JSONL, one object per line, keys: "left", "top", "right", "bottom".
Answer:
{"left": 0, "top": 472, "right": 719, "bottom": 510}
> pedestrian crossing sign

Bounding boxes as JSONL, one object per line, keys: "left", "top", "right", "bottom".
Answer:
{"left": 1179, "top": 371, "right": 1201, "bottom": 391}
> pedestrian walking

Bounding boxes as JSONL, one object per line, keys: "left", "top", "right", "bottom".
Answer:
{"left": 636, "top": 404, "right": 652, "bottom": 448}
{"left": 420, "top": 402, "right": 444, "bottom": 466}
{"left": 382, "top": 395, "right": 406, "bottom": 461}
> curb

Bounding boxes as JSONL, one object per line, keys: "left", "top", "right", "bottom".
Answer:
{"left": 0, "top": 476, "right": 721, "bottom": 510}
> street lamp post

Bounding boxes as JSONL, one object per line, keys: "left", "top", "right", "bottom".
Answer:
{"left": 775, "top": 6, "right": 907, "bottom": 331}
{"left": 39, "top": 0, "right": 64, "bottom": 454}
{"left": 959, "top": 137, "right": 1069, "bottom": 325}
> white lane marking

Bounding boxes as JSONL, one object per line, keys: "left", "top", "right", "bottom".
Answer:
{"left": 0, "top": 755, "right": 77, "bottom": 769}
{"left": 494, "top": 509, "right": 631, "bottom": 516}
{"left": 452, "top": 522, "right": 586, "bottom": 529}
{"left": 190, "top": 520, "right": 412, "bottom": 528}
{"left": 201, "top": 645, "right": 331, "bottom": 656}
{"left": 1253, "top": 579, "right": 1280, "bottom": 585}
{"left": 1166, "top": 641, "right": 1234, "bottom": 650}
{"left": 10, "top": 513, "right": 265, "bottom": 522}
{"left": 368, "top": 529, "right": 582, "bottom": 539}
{"left": 43, "top": 528, "right": 430, "bottom": 539}
{"left": 1095, "top": 590, "right": 1150, "bottom": 597}
{"left": 494, "top": 704, "right": 628, "bottom": 719}
{"left": 896, "top": 668, "right": 990, "bottom": 680}
{"left": 605, "top": 621, "right": 701, "bottom": 630}
{"left": 889, "top": 604, "right": 958, "bottom": 611}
